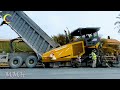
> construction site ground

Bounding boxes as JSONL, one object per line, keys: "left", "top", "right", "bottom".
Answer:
{"left": 1, "top": 65, "right": 120, "bottom": 79}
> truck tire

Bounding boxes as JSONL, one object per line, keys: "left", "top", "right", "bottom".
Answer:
{"left": 9, "top": 56, "right": 23, "bottom": 69}
{"left": 25, "top": 56, "right": 38, "bottom": 68}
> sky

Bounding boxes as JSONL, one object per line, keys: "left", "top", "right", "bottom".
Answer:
{"left": 0, "top": 11, "right": 120, "bottom": 40}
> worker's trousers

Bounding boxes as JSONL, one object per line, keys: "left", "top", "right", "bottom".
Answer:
{"left": 92, "top": 60, "right": 97, "bottom": 68}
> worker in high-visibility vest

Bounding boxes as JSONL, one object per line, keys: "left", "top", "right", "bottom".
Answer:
{"left": 91, "top": 49, "right": 97, "bottom": 68}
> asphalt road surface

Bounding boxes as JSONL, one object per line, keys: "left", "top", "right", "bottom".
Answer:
{"left": 1, "top": 67, "right": 120, "bottom": 79}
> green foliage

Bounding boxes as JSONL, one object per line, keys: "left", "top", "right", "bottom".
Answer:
{"left": 52, "top": 30, "right": 77, "bottom": 45}
{"left": 52, "top": 34, "right": 66, "bottom": 45}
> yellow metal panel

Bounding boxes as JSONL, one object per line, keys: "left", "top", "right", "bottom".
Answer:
{"left": 42, "top": 41, "right": 85, "bottom": 62}
{"left": 72, "top": 41, "right": 85, "bottom": 57}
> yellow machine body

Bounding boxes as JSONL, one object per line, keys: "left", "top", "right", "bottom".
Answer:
{"left": 42, "top": 41, "right": 85, "bottom": 62}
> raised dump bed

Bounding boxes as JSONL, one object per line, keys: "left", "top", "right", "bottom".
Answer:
{"left": 0, "top": 11, "right": 59, "bottom": 57}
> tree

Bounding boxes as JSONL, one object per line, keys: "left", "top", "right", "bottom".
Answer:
{"left": 52, "top": 34, "right": 66, "bottom": 46}
{"left": 52, "top": 30, "right": 77, "bottom": 45}
{"left": 114, "top": 14, "right": 120, "bottom": 33}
